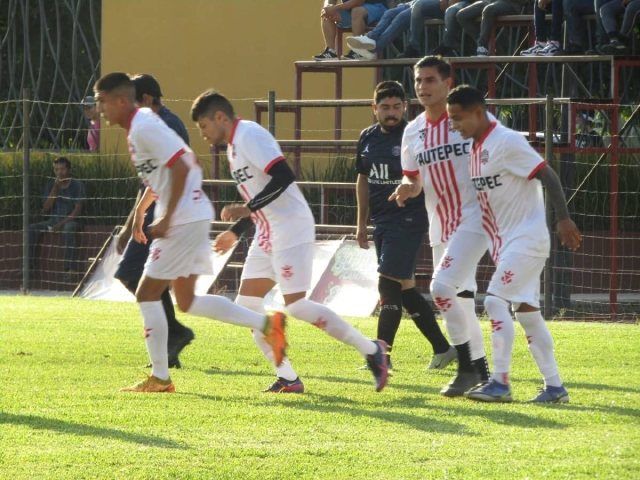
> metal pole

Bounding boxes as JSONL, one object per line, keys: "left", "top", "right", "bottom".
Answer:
{"left": 268, "top": 91, "right": 276, "bottom": 137}
{"left": 22, "top": 89, "right": 31, "bottom": 293}
{"left": 543, "top": 93, "right": 554, "bottom": 320}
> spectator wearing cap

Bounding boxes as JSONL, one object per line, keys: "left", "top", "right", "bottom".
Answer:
{"left": 83, "top": 96, "right": 100, "bottom": 151}
{"left": 129, "top": 74, "right": 189, "bottom": 144}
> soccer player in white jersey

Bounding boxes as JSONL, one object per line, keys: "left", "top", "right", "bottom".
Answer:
{"left": 390, "top": 56, "right": 491, "bottom": 397}
{"left": 191, "top": 89, "right": 389, "bottom": 393}
{"left": 446, "top": 85, "right": 582, "bottom": 403}
{"left": 93, "top": 73, "right": 287, "bottom": 393}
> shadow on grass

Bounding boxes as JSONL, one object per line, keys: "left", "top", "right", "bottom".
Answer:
{"left": 517, "top": 378, "right": 640, "bottom": 395}
{"left": 278, "top": 393, "right": 472, "bottom": 435}
{"left": 0, "top": 412, "right": 186, "bottom": 449}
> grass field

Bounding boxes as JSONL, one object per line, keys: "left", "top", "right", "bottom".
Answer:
{"left": 1, "top": 296, "right": 639, "bottom": 479}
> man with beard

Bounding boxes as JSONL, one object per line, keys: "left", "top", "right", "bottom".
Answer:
{"left": 356, "top": 81, "right": 455, "bottom": 372}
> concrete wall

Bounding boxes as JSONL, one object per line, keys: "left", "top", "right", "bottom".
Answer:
{"left": 101, "top": 0, "right": 377, "bottom": 159}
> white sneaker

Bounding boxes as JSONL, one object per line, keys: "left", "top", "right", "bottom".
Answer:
{"left": 346, "top": 35, "right": 376, "bottom": 51}
{"left": 521, "top": 41, "right": 546, "bottom": 56}
{"left": 537, "top": 41, "right": 560, "bottom": 56}
{"left": 351, "top": 46, "right": 376, "bottom": 60}
{"left": 474, "top": 46, "right": 489, "bottom": 57}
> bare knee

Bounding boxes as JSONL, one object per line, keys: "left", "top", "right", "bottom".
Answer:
{"left": 351, "top": 6, "right": 367, "bottom": 21}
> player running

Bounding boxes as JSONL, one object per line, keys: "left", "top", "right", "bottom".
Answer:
{"left": 390, "top": 56, "right": 491, "bottom": 397}
{"left": 94, "top": 73, "right": 287, "bottom": 393}
{"left": 191, "top": 89, "right": 389, "bottom": 393}
{"left": 446, "top": 85, "right": 582, "bottom": 403}
{"left": 356, "top": 80, "right": 455, "bottom": 372}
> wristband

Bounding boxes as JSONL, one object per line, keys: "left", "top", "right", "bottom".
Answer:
{"left": 229, "top": 217, "right": 254, "bottom": 237}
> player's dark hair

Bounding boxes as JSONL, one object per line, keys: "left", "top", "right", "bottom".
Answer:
{"left": 54, "top": 156, "right": 71, "bottom": 169}
{"left": 94, "top": 72, "right": 135, "bottom": 100}
{"left": 191, "top": 89, "right": 235, "bottom": 121}
{"left": 374, "top": 81, "right": 405, "bottom": 104}
{"left": 447, "top": 85, "right": 486, "bottom": 111}
{"left": 414, "top": 55, "right": 451, "bottom": 80}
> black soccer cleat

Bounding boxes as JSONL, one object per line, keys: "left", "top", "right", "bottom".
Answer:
{"left": 167, "top": 327, "right": 195, "bottom": 366}
{"left": 440, "top": 372, "right": 481, "bottom": 398}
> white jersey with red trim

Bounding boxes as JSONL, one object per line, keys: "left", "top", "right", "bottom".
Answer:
{"left": 227, "top": 119, "right": 314, "bottom": 253}
{"left": 128, "top": 108, "right": 213, "bottom": 226}
{"left": 469, "top": 121, "right": 550, "bottom": 263}
{"left": 401, "top": 111, "right": 484, "bottom": 246}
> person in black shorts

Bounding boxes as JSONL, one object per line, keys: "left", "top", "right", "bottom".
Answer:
{"left": 356, "top": 81, "right": 456, "bottom": 371}
{"left": 114, "top": 74, "right": 194, "bottom": 368}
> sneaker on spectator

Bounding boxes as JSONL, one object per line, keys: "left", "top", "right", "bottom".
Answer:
{"left": 557, "top": 43, "right": 584, "bottom": 56}
{"left": 474, "top": 46, "right": 489, "bottom": 57}
{"left": 601, "top": 39, "right": 629, "bottom": 56}
{"left": 346, "top": 35, "right": 376, "bottom": 51}
{"left": 537, "top": 41, "right": 560, "bottom": 56}
{"left": 341, "top": 49, "right": 365, "bottom": 60}
{"left": 350, "top": 46, "right": 376, "bottom": 60}
{"left": 396, "top": 46, "right": 421, "bottom": 59}
{"left": 585, "top": 44, "right": 606, "bottom": 55}
{"left": 313, "top": 47, "right": 338, "bottom": 61}
{"left": 521, "top": 41, "right": 546, "bottom": 56}
{"left": 430, "top": 44, "right": 458, "bottom": 57}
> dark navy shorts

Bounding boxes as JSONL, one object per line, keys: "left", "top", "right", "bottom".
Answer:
{"left": 114, "top": 202, "right": 155, "bottom": 282}
{"left": 373, "top": 226, "right": 426, "bottom": 280}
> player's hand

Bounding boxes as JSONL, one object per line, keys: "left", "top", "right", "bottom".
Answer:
{"left": 149, "top": 216, "right": 170, "bottom": 239}
{"left": 221, "top": 203, "right": 251, "bottom": 222}
{"left": 116, "top": 227, "right": 131, "bottom": 255}
{"left": 557, "top": 219, "right": 582, "bottom": 251}
{"left": 51, "top": 224, "right": 62, "bottom": 233}
{"left": 214, "top": 230, "right": 238, "bottom": 254}
{"left": 132, "top": 214, "right": 147, "bottom": 245}
{"left": 356, "top": 226, "right": 369, "bottom": 249}
{"left": 388, "top": 183, "right": 415, "bottom": 207}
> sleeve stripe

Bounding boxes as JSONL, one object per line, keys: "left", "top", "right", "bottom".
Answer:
{"left": 167, "top": 148, "right": 187, "bottom": 167}
{"left": 528, "top": 160, "right": 547, "bottom": 180}
{"left": 403, "top": 169, "right": 420, "bottom": 177}
{"left": 264, "top": 156, "right": 285, "bottom": 174}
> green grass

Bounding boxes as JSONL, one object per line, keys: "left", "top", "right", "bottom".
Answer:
{"left": 1, "top": 297, "right": 639, "bottom": 479}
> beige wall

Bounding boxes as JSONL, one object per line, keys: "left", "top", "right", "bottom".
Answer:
{"left": 101, "top": 0, "right": 379, "bottom": 161}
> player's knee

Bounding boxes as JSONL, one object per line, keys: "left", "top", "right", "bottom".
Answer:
{"left": 235, "top": 294, "right": 266, "bottom": 314}
{"left": 430, "top": 279, "right": 455, "bottom": 299}
{"left": 378, "top": 276, "right": 402, "bottom": 298}
{"left": 484, "top": 295, "right": 509, "bottom": 315}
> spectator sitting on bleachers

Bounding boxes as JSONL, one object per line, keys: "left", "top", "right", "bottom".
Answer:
{"left": 313, "top": 0, "right": 388, "bottom": 61}
{"left": 28, "top": 156, "right": 87, "bottom": 279}
{"left": 598, "top": 0, "right": 639, "bottom": 55}
{"left": 457, "top": 0, "right": 527, "bottom": 57}
{"left": 520, "top": 0, "right": 564, "bottom": 56}
{"left": 590, "top": 0, "right": 617, "bottom": 54}
{"left": 346, "top": 1, "right": 415, "bottom": 60}
{"left": 575, "top": 110, "right": 605, "bottom": 148}
{"left": 561, "top": 0, "right": 595, "bottom": 55}
{"left": 395, "top": 0, "right": 451, "bottom": 58}
{"left": 429, "top": 1, "right": 473, "bottom": 57}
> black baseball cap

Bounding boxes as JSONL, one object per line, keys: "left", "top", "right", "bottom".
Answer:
{"left": 130, "top": 74, "right": 163, "bottom": 102}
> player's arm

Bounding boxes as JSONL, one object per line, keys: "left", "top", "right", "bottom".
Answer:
{"left": 356, "top": 174, "right": 370, "bottom": 249}
{"left": 218, "top": 159, "right": 296, "bottom": 250}
{"left": 535, "top": 165, "right": 583, "bottom": 251}
{"left": 389, "top": 173, "right": 423, "bottom": 207}
{"left": 117, "top": 187, "right": 144, "bottom": 254}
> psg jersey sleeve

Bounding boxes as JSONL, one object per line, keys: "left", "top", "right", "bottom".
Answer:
{"left": 133, "top": 119, "right": 186, "bottom": 168}
{"left": 241, "top": 126, "right": 285, "bottom": 173}
{"left": 501, "top": 130, "right": 547, "bottom": 180}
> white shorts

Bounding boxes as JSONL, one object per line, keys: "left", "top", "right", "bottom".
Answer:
{"left": 143, "top": 220, "right": 214, "bottom": 280}
{"left": 487, "top": 250, "right": 546, "bottom": 308}
{"left": 241, "top": 241, "right": 314, "bottom": 295}
{"left": 432, "top": 231, "right": 488, "bottom": 293}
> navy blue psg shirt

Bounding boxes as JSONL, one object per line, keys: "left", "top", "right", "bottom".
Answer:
{"left": 355, "top": 121, "right": 428, "bottom": 231}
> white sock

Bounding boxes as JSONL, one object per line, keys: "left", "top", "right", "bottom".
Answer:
{"left": 515, "top": 310, "right": 562, "bottom": 388}
{"left": 188, "top": 295, "right": 266, "bottom": 330}
{"left": 236, "top": 295, "right": 298, "bottom": 381}
{"left": 139, "top": 301, "right": 169, "bottom": 381}
{"left": 459, "top": 297, "right": 486, "bottom": 361}
{"left": 430, "top": 280, "right": 470, "bottom": 345}
{"left": 485, "top": 296, "right": 514, "bottom": 385}
{"left": 286, "top": 298, "right": 376, "bottom": 357}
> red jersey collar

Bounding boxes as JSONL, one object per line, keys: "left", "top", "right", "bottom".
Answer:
{"left": 426, "top": 110, "right": 448, "bottom": 126}
{"left": 126, "top": 107, "right": 139, "bottom": 136}
{"left": 228, "top": 117, "right": 243, "bottom": 144}
{"left": 473, "top": 120, "right": 498, "bottom": 151}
